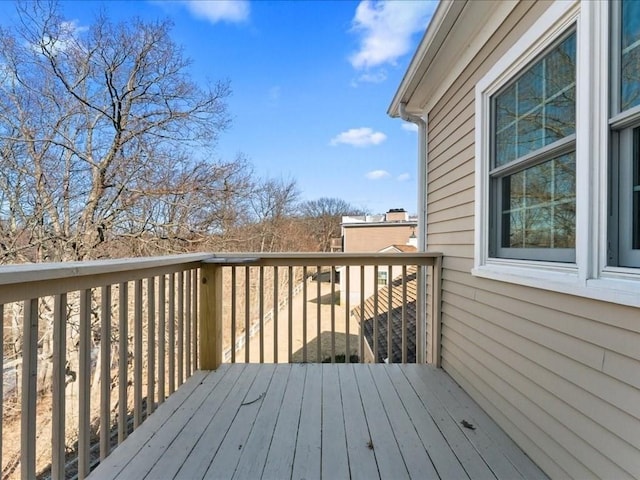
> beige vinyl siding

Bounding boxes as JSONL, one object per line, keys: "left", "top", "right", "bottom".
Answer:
{"left": 424, "top": 0, "right": 640, "bottom": 478}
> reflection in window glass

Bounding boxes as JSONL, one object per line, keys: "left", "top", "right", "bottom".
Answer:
{"left": 493, "top": 32, "right": 576, "bottom": 167}
{"left": 621, "top": 0, "right": 640, "bottom": 111}
{"left": 501, "top": 153, "right": 576, "bottom": 249}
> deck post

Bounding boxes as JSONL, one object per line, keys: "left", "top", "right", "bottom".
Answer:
{"left": 416, "top": 264, "right": 426, "bottom": 364}
{"left": 200, "top": 262, "right": 223, "bottom": 370}
{"left": 428, "top": 256, "right": 443, "bottom": 367}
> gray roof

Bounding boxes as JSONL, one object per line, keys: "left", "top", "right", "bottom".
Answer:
{"left": 353, "top": 267, "right": 417, "bottom": 363}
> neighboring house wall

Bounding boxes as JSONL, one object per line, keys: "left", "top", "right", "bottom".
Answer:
{"left": 410, "top": 1, "right": 640, "bottom": 478}
{"left": 343, "top": 223, "right": 416, "bottom": 252}
{"left": 339, "top": 218, "right": 416, "bottom": 305}
{"left": 343, "top": 264, "right": 385, "bottom": 306}
{"left": 341, "top": 245, "right": 416, "bottom": 307}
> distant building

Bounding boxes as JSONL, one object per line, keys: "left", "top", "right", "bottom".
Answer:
{"left": 339, "top": 208, "right": 417, "bottom": 253}
{"left": 337, "top": 208, "right": 418, "bottom": 307}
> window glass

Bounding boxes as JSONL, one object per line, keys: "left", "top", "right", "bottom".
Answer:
{"left": 491, "top": 30, "right": 576, "bottom": 262}
{"left": 493, "top": 33, "right": 576, "bottom": 167}
{"left": 501, "top": 153, "right": 576, "bottom": 249}
{"left": 621, "top": 0, "right": 640, "bottom": 110}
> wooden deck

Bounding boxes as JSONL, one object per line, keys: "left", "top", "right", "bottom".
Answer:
{"left": 89, "top": 364, "right": 547, "bottom": 480}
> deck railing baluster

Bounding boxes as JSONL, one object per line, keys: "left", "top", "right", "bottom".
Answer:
{"left": 22, "top": 298, "right": 38, "bottom": 480}
{"left": 402, "top": 265, "right": 407, "bottom": 364}
{"left": 158, "top": 275, "right": 166, "bottom": 404}
{"left": 79, "top": 289, "right": 91, "bottom": 480}
{"left": 387, "top": 265, "right": 393, "bottom": 364}
{"left": 345, "top": 267, "right": 350, "bottom": 363}
{"left": 118, "top": 283, "right": 128, "bottom": 443}
{"left": 192, "top": 269, "right": 199, "bottom": 370}
{"left": 273, "top": 266, "right": 279, "bottom": 363}
{"left": 185, "top": 271, "right": 191, "bottom": 377}
{"left": 316, "top": 265, "right": 321, "bottom": 362}
{"left": 373, "top": 265, "right": 379, "bottom": 362}
{"left": 288, "top": 266, "right": 293, "bottom": 363}
{"left": 360, "top": 266, "right": 365, "bottom": 363}
{"left": 134, "top": 280, "right": 143, "bottom": 428}
{"left": 259, "top": 266, "right": 264, "bottom": 363}
{"left": 245, "top": 266, "right": 250, "bottom": 363}
{"left": 330, "top": 266, "right": 336, "bottom": 363}
{"left": 100, "top": 286, "right": 112, "bottom": 459}
{"left": 177, "top": 272, "right": 184, "bottom": 386}
{"left": 52, "top": 294, "right": 67, "bottom": 479}
{"left": 302, "top": 266, "right": 307, "bottom": 363}
{"left": 231, "top": 267, "right": 237, "bottom": 363}
{"left": 147, "top": 278, "right": 156, "bottom": 416}
{"left": 168, "top": 274, "right": 176, "bottom": 395}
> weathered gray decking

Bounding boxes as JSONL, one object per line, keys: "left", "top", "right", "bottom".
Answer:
{"left": 89, "top": 364, "right": 546, "bottom": 480}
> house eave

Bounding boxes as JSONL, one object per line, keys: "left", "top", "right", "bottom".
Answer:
{"left": 387, "top": 0, "right": 463, "bottom": 117}
{"left": 388, "top": 0, "right": 519, "bottom": 117}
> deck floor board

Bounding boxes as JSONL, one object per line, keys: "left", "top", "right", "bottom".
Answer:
{"left": 261, "top": 364, "right": 306, "bottom": 479}
{"left": 88, "top": 364, "right": 547, "bottom": 480}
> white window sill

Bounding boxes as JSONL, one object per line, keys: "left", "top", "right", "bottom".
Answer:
{"left": 472, "top": 262, "right": 640, "bottom": 308}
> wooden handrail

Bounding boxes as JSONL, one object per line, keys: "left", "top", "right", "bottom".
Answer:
{"left": 0, "top": 253, "right": 212, "bottom": 304}
{"left": 203, "top": 252, "right": 441, "bottom": 267}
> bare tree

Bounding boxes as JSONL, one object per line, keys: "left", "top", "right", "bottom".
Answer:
{"left": 248, "top": 177, "right": 301, "bottom": 252}
{"left": 0, "top": 1, "right": 234, "bottom": 263}
{"left": 298, "top": 197, "right": 367, "bottom": 251}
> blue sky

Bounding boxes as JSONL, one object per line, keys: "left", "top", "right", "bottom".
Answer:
{"left": 1, "top": 0, "right": 437, "bottom": 215}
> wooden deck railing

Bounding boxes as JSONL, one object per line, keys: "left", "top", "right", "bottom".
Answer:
{"left": 0, "top": 251, "right": 441, "bottom": 480}
{"left": 199, "top": 253, "right": 442, "bottom": 368}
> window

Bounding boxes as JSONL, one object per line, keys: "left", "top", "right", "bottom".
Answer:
{"left": 489, "top": 31, "right": 577, "bottom": 262}
{"left": 610, "top": 0, "right": 640, "bottom": 268}
{"left": 473, "top": 1, "right": 640, "bottom": 307}
{"left": 377, "top": 271, "right": 388, "bottom": 286}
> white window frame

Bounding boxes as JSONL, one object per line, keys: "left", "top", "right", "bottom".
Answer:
{"left": 608, "top": 0, "right": 640, "bottom": 268}
{"left": 473, "top": 0, "right": 640, "bottom": 308}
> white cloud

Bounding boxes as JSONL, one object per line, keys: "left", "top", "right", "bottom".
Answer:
{"left": 351, "top": 69, "right": 387, "bottom": 87}
{"left": 35, "top": 20, "right": 87, "bottom": 55}
{"left": 397, "top": 173, "right": 410, "bottom": 181}
{"left": 366, "top": 170, "right": 391, "bottom": 180}
{"left": 330, "top": 127, "right": 387, "bottom": 147}
{"left": 182, "top": 0, "right": 250, "bottom": 24}
{"left": 349, "top": 0, "right": 436, "bottom": 70}
{"left": 401, "top": 122, "right": 419, "bottom": 132}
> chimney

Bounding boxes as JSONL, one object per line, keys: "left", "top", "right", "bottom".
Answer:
{"left": 385, "top": 208, "right": 408, "bottom": 222}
